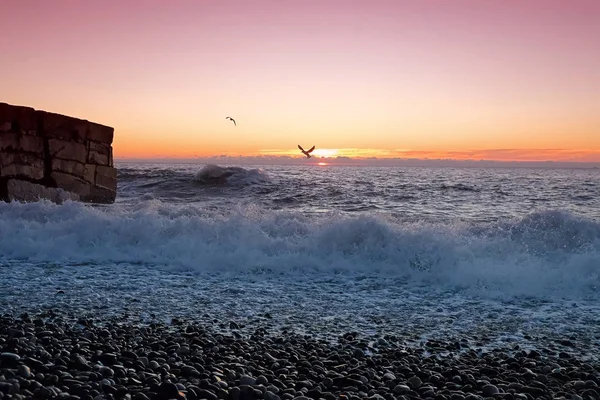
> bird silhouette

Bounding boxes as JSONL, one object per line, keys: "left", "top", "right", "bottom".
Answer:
{"left": 226, "top": 116, "right": 236, "bottom": 126}
{"left": 298, "top": 145, "right": 315, "bottom": 158}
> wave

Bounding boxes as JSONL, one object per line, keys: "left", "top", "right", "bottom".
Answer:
{"left": 114, "top": 165, "right": 271, "bottom": 203}
{"left": 118, "top": 164, "right": 269, "bottom": 187}
{"left": 0, "top": 200, "right": 598, "bottom": 299}
{"left": 193, "top": 164, "right": 269, "bottom": 186}
{"left": 440, "top": 183, "right": 480, "bottom": 192}
{"left": 117, "top": 164, "right": 269, "bottom": 184}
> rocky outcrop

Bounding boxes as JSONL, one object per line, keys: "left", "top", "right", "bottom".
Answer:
{"left": 0, "top": 102, "right": 116, "bottom": 203}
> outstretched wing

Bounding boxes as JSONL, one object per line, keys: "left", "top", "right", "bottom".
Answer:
{"left": 307, "top": 146, "right": 315, "bottom": 153}
{"left": 232, "top": 119, "right": 236, "bottom": 126}
{"left": 298, "top": 145, "right": 305, "bottom": 152}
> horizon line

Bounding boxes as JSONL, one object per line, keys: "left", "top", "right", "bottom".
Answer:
{"left": 113, "top": 155, "right": 600, "bottom": 168}
{"left": 113, "top": 147, "right": 600, "bottom": 164}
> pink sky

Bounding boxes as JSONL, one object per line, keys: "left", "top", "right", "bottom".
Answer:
{"left": 1, "top": 0, "right": 598, "bottom": 162}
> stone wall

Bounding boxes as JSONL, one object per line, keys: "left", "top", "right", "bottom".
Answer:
{"left": 0, "top": 102, "right": 116, "bottom": 203}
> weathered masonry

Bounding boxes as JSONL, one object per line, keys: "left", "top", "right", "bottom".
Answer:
{"left": 0, "top": 102, "right": 116, "bottom": 203}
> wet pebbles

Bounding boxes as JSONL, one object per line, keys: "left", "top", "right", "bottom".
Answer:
{"left": 1, "top": 312, "right": 599, "bottom": 400}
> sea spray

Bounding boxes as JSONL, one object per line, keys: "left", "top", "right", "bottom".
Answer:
{"left": 1, "top": 199, "right": 598, "bottom": 299}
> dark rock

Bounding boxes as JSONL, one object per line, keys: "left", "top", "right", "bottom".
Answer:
{"left": 481, "top": 384, "right": 498, "bottom": 396}
{"left": 195, "top": 388, "right": 219, "bottom": 400}
{"left": 157, "top": 382, "right": 182, "bottom": 399}
{"left": 393, "top": 385, "right": 411, "bottom": 394}
{"left": 0, "top": 352, "right": 20, "bottom": 365}
{"left": 407, "top": 376, "right": 421, "bottom": 389}
{"left": 17, "top": 365, "right": 31, "bottom": 379}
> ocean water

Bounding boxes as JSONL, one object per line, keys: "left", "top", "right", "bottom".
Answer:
{"left": 1, "top": 163, "right": 599, "bottom": 353}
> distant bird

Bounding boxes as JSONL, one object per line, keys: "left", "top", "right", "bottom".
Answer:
{"left": 298, "top": 145, "right": 315, "bottom": 158}
{"left": 226, "top": 116, "right": 236, "bottom": 126}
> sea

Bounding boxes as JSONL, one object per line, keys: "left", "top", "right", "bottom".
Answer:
{"left": 1, "top": 163, "right": 599, "bottom": 356}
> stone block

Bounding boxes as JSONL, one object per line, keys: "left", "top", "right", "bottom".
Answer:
{"left": 0, "top": 152, "right": 45, "bottom": 180}
{"left": 0, "top": 151, "right": 43, "bottom": 167}
{"left": 0, "top": 132, "right": 44, "bottom": 154}
{"left": 83, "top": 164, "right": 96, "bottom": 184}
{"left": 5, "top": 179, "right": 80, "bottom": 203}
{"left": 95, "top": 165, "right": 117, "bottom": 190}
{"left": 82, "top": 185, "right": 116, "bottom": 204}
{"left": 48, "top": 138, "right": 88, "bottom": 163}
{"left": 1, "top": 164, "right": 45, "bottom": 180}
{"left": 52, "top": 158, "right": 85, "bottom": 179}
{"left": 38, "top": 111, "right": 89, "bottom": 142}
{"left": 51, "top": 171, "right": 91, "bottom": 197}
{"left": 88, "top": 122, "right": 114, "bottom": 144}
{"left": 87, "top": 141, "right": 111, "bottom": 166}
{"left": 0, "top": 103, "right": 37, "bottom": 133}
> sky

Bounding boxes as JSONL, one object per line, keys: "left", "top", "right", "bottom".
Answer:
{"left": 1, "top": 0, "right": 599, "bottom": 163}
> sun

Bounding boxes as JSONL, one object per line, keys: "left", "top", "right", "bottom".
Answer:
{"left": 317, "top": 162, "right": 328, "bottom": 166}
{"left": 311, "top": 148, "right": 338, "bottom": 158}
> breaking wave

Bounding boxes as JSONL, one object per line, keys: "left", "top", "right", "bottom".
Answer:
{"left": 193, "top": 164, "right": 269, "bottom": 186}
{"left": 0, "top": 199, "right": 598, "bottom": 300}
{"left": 114, "top": 164, "right": 271, "bottom": 202}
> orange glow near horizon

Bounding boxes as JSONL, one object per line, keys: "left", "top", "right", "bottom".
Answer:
{"left": 113, "top": 146, "right": 600, "bottom": 163}
{"left": 251, "top": 148, "right": 600, "bottom": 163}
{"left": 310, "top": 149, "right": 339, "bottom": 158}
{"left": 1, "top": 1, "right": 599, "bottom": 163}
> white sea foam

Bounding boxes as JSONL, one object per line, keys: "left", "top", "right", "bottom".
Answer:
{"left": 1, "top": 199, "right": 598, "bottom": 300}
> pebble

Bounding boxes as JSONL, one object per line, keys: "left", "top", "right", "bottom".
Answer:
{"left": 481, "top": 384, "right": 499, "bottom": 396}
{"left": 98, "top": 366, "right": 114, "bottom": 378}
{"left": 407, "top": 376, "right": 421, "bottom": 389}
{"left": 0, "top": 352, "right": 20, "bottom": 363}
{"left": 0, "top": 312, "right": 596, "bottom": 400}
{"left": 383, "top": 372, "right": 396, "bottom": 381}
{"left": 16, "top": 365, "right": 31, "bottom": 379}
{"left": 240, "top": 375, "right": 256, "bottom": 386}
{"left": 265, "top": 391, "right": 281, "bottom": 400}
{"left": 394, "top": 384, "right": 411, "bottom": 394}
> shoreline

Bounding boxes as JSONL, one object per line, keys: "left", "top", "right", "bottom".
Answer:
{"left": 1, "top": 311, "right": 599, "bottom": 400}
{"left": 2, "top": 261, "right": 600, "bottom": 366}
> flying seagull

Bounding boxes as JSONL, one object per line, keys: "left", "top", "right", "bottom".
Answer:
{"left": 298, "top": 145, "right": 315, "bottom": 158}
{"left": 226, "top": 116, "right": 236, "bottom": 126}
